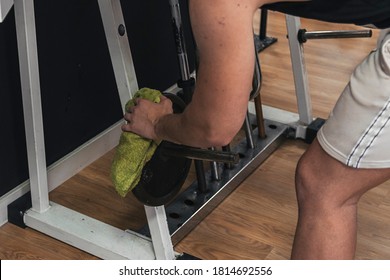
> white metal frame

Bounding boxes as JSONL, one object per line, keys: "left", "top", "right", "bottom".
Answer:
{"left": 285, "top": 15, "right": 313, "bottom": 138}
{"left": 12, "top": 0, "right": 175, "bottom": 260}
{"left": 14, "top": 0, "right": 50, "bottom": 214}
{"left": 249, "top": 15, "right": 313, "bottom": 139}
{"left": 1, "top": 0, "right": 313, "bottom": 259}
{"left": 97, "top": 0, "right": 139, "bottom": 109}
{"left": 0, "top": 0, "right": 13, "bottom": 22}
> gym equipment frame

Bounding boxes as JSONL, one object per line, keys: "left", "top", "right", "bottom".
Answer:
{"left": 1, "top": 0, "right": 371, "bottom": 259}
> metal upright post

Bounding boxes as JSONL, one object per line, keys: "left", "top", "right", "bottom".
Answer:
{"left": 285, "top": 15, "right": 313, "bottom": 138}
{"left": 14, "top": 0, "right": 50, "bottom": 213}
{"left": 98, "top": 0, "right": 139, "bottom": 109}
{"left": 169, "top": 0, "right": 192, "bottom": 84}
{"left": 255, "top": 9, "right": 277, "bottom": 52}
{"left": 145, "top": 206, "right": 176, "bottom": 260}
{"left": 259, "top": 9, "right": 269, "bottom": 40}
{"left": 99, "top": 0, "right": 176, "bottom": 259}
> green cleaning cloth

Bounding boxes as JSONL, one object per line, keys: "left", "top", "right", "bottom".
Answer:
{"left": 111, "top": 88, "right": 162, "bottom": 197}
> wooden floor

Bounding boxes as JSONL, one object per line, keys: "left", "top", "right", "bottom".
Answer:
{"left": 2, "top": 11, "right": 390, "bottom": 260}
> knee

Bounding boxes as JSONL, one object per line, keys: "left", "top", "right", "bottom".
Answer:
{"left": 294, "top": 148, "right": 361, "bottom": 212}
{"left": 294, "top": 154, "right": 347, "bottom": 216}
{"left": 295, "top": 152, "right": 320, "bottom": 209}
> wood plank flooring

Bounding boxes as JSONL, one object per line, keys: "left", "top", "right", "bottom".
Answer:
{"left": 1, "top": 11, "right": 390, "bottom": 260}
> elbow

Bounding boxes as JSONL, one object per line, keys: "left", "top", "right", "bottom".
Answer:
{"left": 204, "top": 133, "right": 233, "bottom": 147}
{"left": 181, "top": 110, "right": 244, "bottom": 147}
{"left": 201, "top": 123, "right": 239, "bottom": 147}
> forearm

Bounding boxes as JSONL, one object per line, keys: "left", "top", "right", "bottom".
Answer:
{"left": 154, "top": 105, "right": 232, "bottom": 148}
{"left": 155, "top": 113, "right": 204, "bottom": 148}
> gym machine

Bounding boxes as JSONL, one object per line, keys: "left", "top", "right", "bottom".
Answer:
{"left": 1, "top": 0, "right": 372, "bottom": 259}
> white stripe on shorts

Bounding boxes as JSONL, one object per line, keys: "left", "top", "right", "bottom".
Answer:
{"left": 347, "top": 98, "right": 390, "bottom": 168}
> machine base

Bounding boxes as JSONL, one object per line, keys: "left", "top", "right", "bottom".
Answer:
{"left": 138, "top": 118, "right": 288, "bottom": 245}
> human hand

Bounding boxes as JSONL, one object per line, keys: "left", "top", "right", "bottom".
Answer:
{"left": 122, "top": 95, "right": 173, "bottom": 142}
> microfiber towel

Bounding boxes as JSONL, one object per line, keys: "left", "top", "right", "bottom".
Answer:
{"left": 111, "top": 88, "right": 162, "bottom": 197}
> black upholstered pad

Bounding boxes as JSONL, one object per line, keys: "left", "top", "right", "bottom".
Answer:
{"left": 264, "top": 0, "right": 390, "bottom": 28}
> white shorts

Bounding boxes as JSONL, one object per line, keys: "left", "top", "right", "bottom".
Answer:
{"left": 317, "top": 28, "right": 390, "bottom": 168}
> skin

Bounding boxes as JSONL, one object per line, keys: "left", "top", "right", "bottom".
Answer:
{"left": 123, "top": 0, "right": 302, "bottom": 147}
{"left": 122, "top": 0, "right": 390, "bottom": 259}
{"left": 292, "top": 139, "right": 390, "bottom": 259}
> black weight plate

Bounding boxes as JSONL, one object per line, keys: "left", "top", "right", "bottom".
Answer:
{"left": 132, "top": 141, "right": 191, "bottom": 206}
{"left": 132, "top": 92, "right": 191, "bottom": 206}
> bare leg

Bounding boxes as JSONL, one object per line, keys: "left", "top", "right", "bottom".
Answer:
{"left": 291, "top": 139, "right": 390, "bottom": 259}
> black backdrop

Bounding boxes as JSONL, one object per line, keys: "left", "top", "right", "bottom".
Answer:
{"left": 0, "top": 0, "right": 195, "bottom": 197}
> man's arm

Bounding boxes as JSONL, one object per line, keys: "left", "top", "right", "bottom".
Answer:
{"left": 123, "top": 0, "right": 275, "bottom": 147}
{"left": 156, "top": 0, "right": 256, "bottom": 147}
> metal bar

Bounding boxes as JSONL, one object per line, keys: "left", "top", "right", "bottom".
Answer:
{"left": 255, "top": 9, "right": 277, "bottom": 53}
{"left": 244, "top": 113, "right": 255, "bottom": 149}
{"left": 222, "top": 145, "right": 233, "bottom": 169}
{"left": 162, "top": 142, "right": 239, "bottom": 164}
{"left": 254, "top": 95, "right": 266, "bottom": 138}
{"left": 285, "top": 15, "right": 313, "bottom": 136}
{"left": 209, "top": 162, "right": 219, "bottom": 183}
{"left": 209, "top": 147, "right": 221, "bottom": 181}
{"left": 252, "top": 41, "right": 266, "bottom": 138}
{"left": 299, "top": 29, "right": 372, "bottom": 43}
{"left": 144, "top": 206, "right": 176, "bottom": 260}
{"left": 194, "top": 160, "right": 208, "bottom": 193}
{"left": 24, "top": 202, "right": 156, "bottom": 259}
{"left": 248, "top": 103, "right": 300, "bottom": 128}
{"left": 98, "top": 0, "right": 138, "bottom": 110}
{"left": 14, "top": 0, "right": 50, "bottom": 213}
{"left": 46, "top": 121, "right": 122, "bottom": 192}
{"left": 169, "top": 0, "right": 191, "bottom": 81}
{"left": 259, "top": 9, "right": 268, "bottom": 40}
{"left": 250, "top": 39, "right": 262, "bottom": 100}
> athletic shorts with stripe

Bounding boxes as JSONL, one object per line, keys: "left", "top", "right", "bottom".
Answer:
{"left": 317, "top": 28, "right": 390, "bottom": 168}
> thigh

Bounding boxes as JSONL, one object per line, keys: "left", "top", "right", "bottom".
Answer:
{"left": 317, "top": 28, "right": 390, "bottom": 168}
{"left": 299, "top": 139, "right": 390, "bottom": 204}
